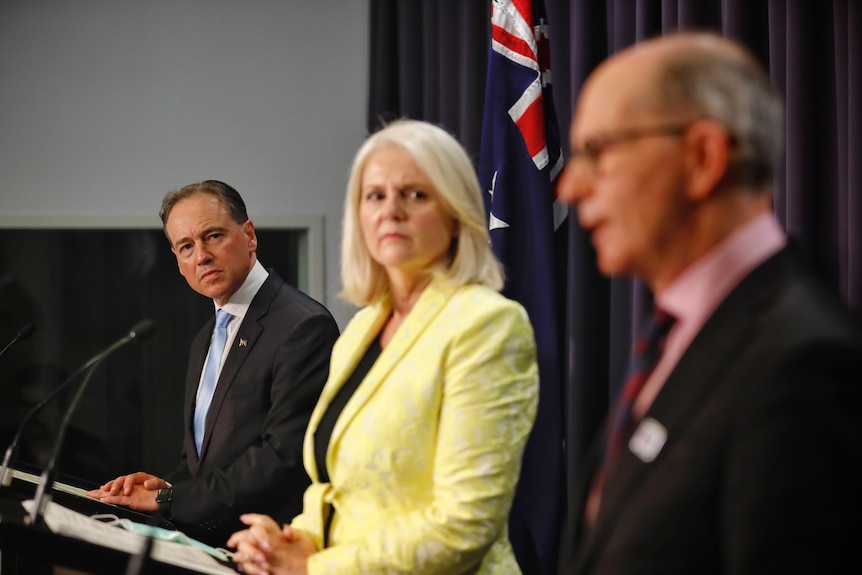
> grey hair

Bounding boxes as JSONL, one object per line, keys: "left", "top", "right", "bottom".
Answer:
{"left": 650, "top": 33, "right": 784, "bottom": 188}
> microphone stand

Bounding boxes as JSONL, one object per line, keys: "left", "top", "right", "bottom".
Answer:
{"left": 0, "top": 349, "right": 104, "bottom": 488}
{"left": 0, "top": 320, "right": 153, "bottom": 491}
{"left": 28, "top": 357, "right": 103, "bottom": 526}
{"left": 26, "top": 320, "right": 155, "bottom": 527}
{"left": 0, "top": 321, "right": 39, "bottom": 482}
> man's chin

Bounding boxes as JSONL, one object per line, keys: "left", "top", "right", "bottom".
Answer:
{"left": 193, "top": 286, "right": 225, "bottom": 302}
{"left": 596, "top": 254, "right": 628, "bottom": 278}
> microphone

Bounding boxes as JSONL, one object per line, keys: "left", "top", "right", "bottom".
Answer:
{"left": 0, "top": 320, "right": 154, "bottom": 502}
{"left": 0, "top": 322, "right": 37, "bottom": 359}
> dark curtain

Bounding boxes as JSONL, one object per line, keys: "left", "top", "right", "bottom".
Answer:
{"left": 367, "top": 0, "right": 491, "bottom": 156}
{"left": 368, "top": 1, "right": 861, "bottom": 573}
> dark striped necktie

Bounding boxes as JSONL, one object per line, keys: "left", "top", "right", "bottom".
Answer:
{"left": 585, "top": 306, "right": 675, "bottom": 524}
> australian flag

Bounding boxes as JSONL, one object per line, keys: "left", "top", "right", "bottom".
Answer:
{"left": 478, "top": 1, "right": 567, "bottom": 574}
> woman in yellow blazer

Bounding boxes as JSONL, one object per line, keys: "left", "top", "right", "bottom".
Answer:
{"left": 228, "top": 119, "right": 539, "bottom": 575}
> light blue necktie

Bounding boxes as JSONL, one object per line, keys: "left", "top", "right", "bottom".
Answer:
{"left": 194, "top": 309, "right": 233, "bottom": 455}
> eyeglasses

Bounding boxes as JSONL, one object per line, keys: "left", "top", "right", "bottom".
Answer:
{"left": 569, "top": 123, "right": 692, "bottom": 174}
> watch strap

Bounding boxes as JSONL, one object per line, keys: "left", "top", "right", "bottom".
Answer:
{"left": 156, "top": 486, "right": 173, "bottom": 517}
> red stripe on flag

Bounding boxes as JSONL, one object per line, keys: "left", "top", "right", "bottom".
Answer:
{"left": 511, "top": 0, "right": 533, "bottom": 26}
{"left": 492, "top": 23, "right": 536, "bottom": 62}
{"left": 515, "top": 96, "right": 547, "bottom": 159}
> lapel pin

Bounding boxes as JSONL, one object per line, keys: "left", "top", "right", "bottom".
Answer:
{"left": 239, "top": 338, "right": 248, "bottom": 347}
{"left": 629, "top": 417, "right": 667, "bottom": 463}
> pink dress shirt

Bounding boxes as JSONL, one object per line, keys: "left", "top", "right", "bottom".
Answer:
{"left": 632, "top": 212, "right": 787, "bottom": 419}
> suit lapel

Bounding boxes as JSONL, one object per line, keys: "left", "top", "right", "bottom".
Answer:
{"left": 302, "top": 299, "right": 389, "bottom": 482}
{"left": 309, "top": 280, "right": 456, "bottom": 476}
{"left": 587, "top": 304, "right": 759, "bottom": 548}
{"left": 197, "top": 273, "right": 280, "bottom": 460}
{"left": 185, "top": 317, "right": 213, "bottom": 474}
{"left": 186, "top": 318, "right": 213, "bottom": 416}
{"left": 580, "top": 249, "right": 796, "bottom": 563}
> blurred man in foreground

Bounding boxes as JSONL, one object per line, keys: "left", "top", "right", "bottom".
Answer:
{"left": 556, "top": 32, "right": 862, "bottom": 574}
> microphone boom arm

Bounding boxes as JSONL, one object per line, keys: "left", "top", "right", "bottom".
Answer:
{"left": 1, "top": 347, "right": 106, "bottom": 487}
{"left": 28, "top": 355, "right": 105, "bottom": 525}
{"left": 0, "top": 319, "right": 154, "bottom": 509}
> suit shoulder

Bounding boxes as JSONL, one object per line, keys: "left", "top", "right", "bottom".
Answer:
{"left": 766, "top": 274, "right": 862, "bottom": 348}
{"left": 447, "top": 283, "right": 529, "bottom": 318}
{"left": 259, "top": 274, "right": 336, "bottom": 325}
{"left": 435, "top": 284, "right": 535, "bottom": 343}
{"left": 343, "top": 284, "right": 529, "bottom": 332}
{"left": 276, "top": 282, "right": 334, "bottom": 317}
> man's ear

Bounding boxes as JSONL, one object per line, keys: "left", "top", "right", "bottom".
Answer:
{"left": 683, "top": 119, "right": 732, "bottom": 201}
{"left": 243, "top": 220, "right": 258, "bottom": 251}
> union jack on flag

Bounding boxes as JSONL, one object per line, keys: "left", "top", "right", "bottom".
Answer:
{"left": 478, "top": 1, "right": 567, "bottom": 573}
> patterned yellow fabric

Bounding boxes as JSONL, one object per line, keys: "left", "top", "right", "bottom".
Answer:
{"left": 290, "top": 278, "right": 539, "bottom": 574}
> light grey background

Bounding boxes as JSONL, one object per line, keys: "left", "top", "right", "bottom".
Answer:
{"left": 0, "top": 0, "right": 369, "bottom": 329}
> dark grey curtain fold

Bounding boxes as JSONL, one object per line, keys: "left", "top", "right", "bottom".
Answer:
{"left": 367, "top": 1, "right": 862, "bottom": 573}
{"left": 367, "top": 0, "right": 490, "bottom": 156}
{"left": 841, "top": 2, "right": 862, "bottom": 308}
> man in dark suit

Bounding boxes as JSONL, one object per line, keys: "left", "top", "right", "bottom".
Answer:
{"left": 87, "top": 180, "right": 339, "bottom": 546}
{"left": 556, "top": 32, "right": 862, "bottom": 574}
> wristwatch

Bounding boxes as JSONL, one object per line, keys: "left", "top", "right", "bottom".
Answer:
{"left": 156, "top": 487, "right": 173, "bottom": 516}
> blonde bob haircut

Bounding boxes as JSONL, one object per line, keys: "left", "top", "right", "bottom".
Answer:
{"left": 340, "top": 119, "right": 504, "bottom": 306}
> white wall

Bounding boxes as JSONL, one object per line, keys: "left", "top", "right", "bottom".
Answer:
{"left": 0, "top": 0, "right": 368, "bottom": 329}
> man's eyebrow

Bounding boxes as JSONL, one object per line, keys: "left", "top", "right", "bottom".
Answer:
{"left": 171, "top": 225, "right": 227, "bottom": 248}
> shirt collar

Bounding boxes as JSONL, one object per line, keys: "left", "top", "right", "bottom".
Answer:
{"left": 213, "top": 259, "right": 268, "bottom": 321}
{"left": 657, "top": 211, "right": 786, "bottom": 331}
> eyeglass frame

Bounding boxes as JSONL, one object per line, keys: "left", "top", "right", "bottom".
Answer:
{"left": 568, "top": 122, "right": 694, "bottom": 175}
